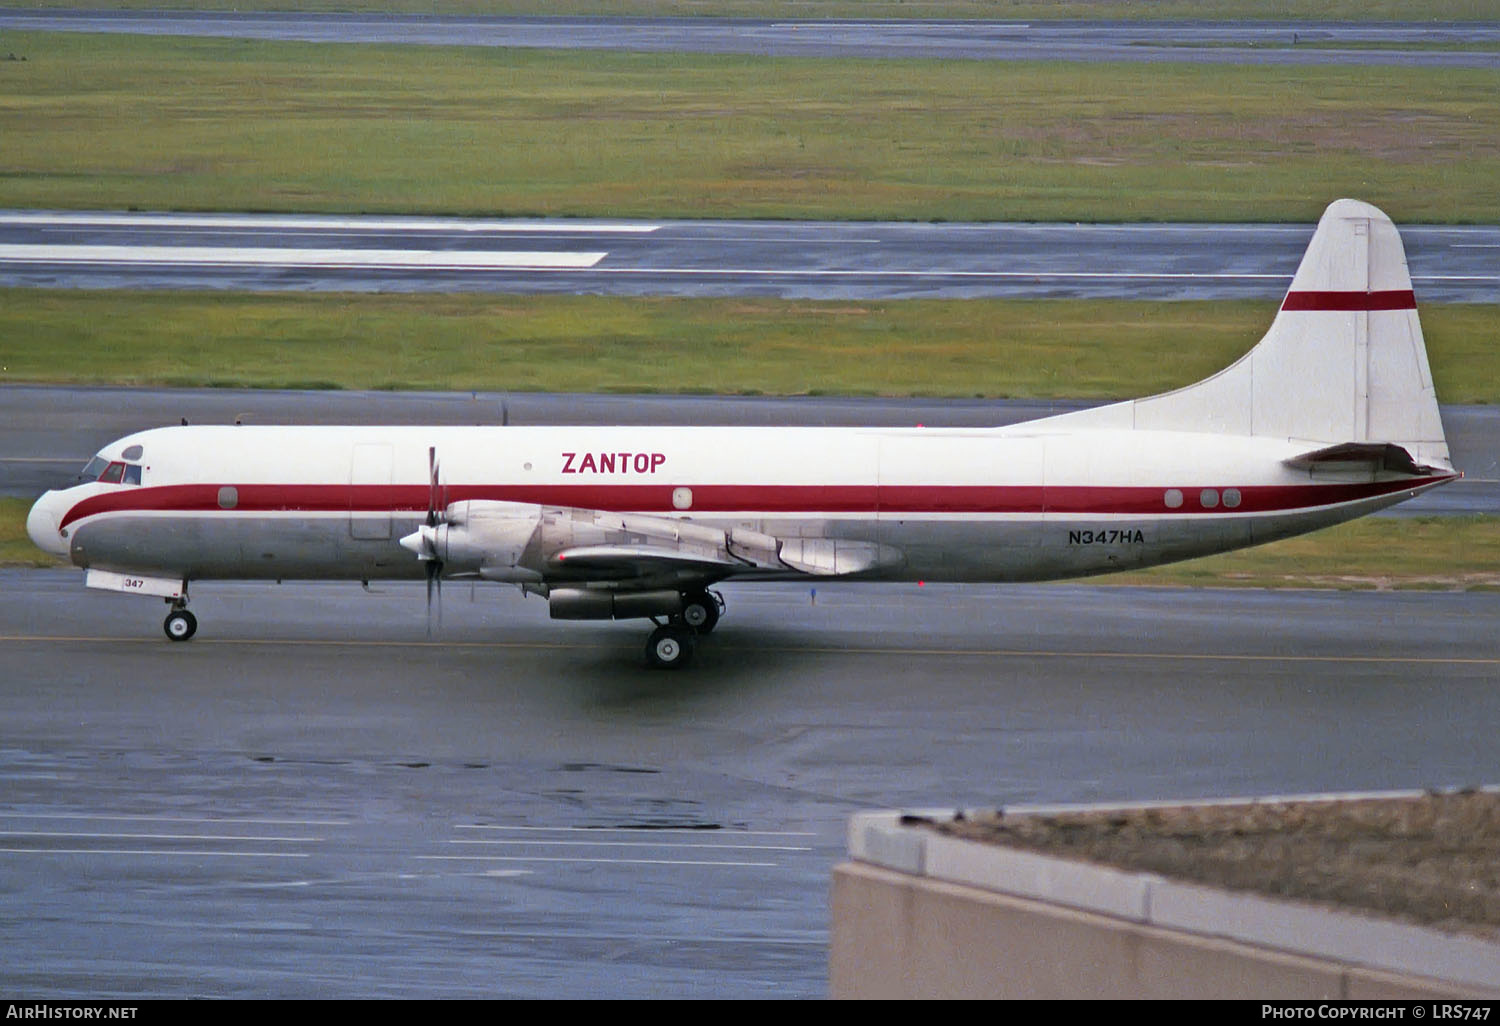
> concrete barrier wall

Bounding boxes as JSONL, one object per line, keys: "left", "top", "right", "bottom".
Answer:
{"left": 831, "top": 812, "right": 1500, "bottom": 1000}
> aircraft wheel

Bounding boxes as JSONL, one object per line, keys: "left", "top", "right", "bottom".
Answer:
{"left": 679, "top": 589, "right": 721, "bottom": 634}
{"left": 164, "top": 609, "right": 198, "bottom": 642}
{"left": 644, "top": 624, "right": 695, "bottom": 670}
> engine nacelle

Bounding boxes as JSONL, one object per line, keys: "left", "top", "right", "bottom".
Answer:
{"left": 547, "top": 588, "right": 683, "bottom": 621}
{"left": 400, "top": 501, "right": 541, "bottom": 575}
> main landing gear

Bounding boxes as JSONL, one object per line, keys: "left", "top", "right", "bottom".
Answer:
{"left": 643, "top": 589, "right": 724, "bottom": 670}
{"left": 163, "top": 596, "right": 197, "bottom": 642}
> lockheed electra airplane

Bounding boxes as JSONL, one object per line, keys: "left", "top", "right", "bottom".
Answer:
{"left": 27, "top": 200, "right": 1460, "bottom": 668}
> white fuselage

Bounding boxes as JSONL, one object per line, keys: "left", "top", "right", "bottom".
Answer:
{"left": 26, "top": 422, "right": 1455, "bottom": 585}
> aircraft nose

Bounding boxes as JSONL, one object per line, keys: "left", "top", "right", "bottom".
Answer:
{"left": 26, "top": 491, "right": 70, "bottom": 558}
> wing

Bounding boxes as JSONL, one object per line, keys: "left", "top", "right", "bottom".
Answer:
{"left": 416, "top": 500, "right": 904, "bottom": 590}
{"left": 544, "top": 509, "right": 903, "bottom": 587}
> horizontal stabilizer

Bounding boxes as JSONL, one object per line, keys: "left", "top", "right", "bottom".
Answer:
{"left": 1283, "top": 442, "right": 1436, "bottom": 476}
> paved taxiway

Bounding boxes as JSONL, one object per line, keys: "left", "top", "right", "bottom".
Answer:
{"left": 3, "top": 11, "right": 1497, "bottom": 68}
{"left": 2, "top": 386, "right": 1495, "bottom": 515}
{"left": 3, "top": 570, "right": 1498, "bottom": 997}
{"left": 5, "top": 211, "right": 1499, "bottom": 301}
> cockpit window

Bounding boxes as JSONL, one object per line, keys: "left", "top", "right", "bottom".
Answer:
{"left": 78, "top": 454, "right": 143, "bottom": 485}
{"left": 79, "top": 455, "right": 109, "bottom": 482}
{"left": 122, "top": 444, "right": 144, "bottom": 460}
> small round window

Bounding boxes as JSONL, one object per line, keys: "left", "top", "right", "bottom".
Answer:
{"left": 1163, "top": 489, "right": 1183, "bottom": 509}
{"left": 672, "top": 487, "right": 693, "bottom": 511}
{"left": 1200, "top": 488, "right": 1220, "bottom": 509}
{"left": 217, "top": 486, "right": 239, "bottom": 510}
{"left": 1223, "top": 488, "right": 1242, "bottom": 509}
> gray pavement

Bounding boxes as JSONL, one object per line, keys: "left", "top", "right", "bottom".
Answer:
{"left": 2, "top": 12, "right": 1497, "bottom": 67}
{"left": 2, "top": 571, "right": 1498, "bottom": 997}
{"left": 5, "top": 212, "right": 1498, "bottom": 301}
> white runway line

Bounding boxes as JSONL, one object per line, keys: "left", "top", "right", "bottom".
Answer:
{"left": 0, "top": 812, "right": 350, "bottom": 826}
{"left": 0, "top": 847, "right": 310, "bottom": 858}
{"left": 418, "top": 854, "right": 780, "bottom": 867}
{"left": 0, "top": 244, "right": 608, "bottom": 270}
{"left": 0, "top": 830, "right": 323, "bottom": 842}
{"left": 455, "top": 824, "right": 817, "bottom": 836}
{"left": 597, "top": 267, "right": 1293, "bottom": 280}
{"left": 0, "top": 211, "right": 659, "bottom": 234}
{"left": 448, "top": 839, "right": 812, "bottom": 851}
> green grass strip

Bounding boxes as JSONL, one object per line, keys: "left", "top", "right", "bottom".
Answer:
{"left": 2, "top": 291, "right": 1495, "bottom": 403}
{"left": 14, "top": 2, "right": 1500, "bottom": 23}
{"left": 1113, "top": 515, "right": 1500, "bottom": 591}
{"left": 2, "top": 31, "right": 1498, "bottom": 222}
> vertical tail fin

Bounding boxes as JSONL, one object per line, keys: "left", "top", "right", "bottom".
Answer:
{"left": 1034, "top": 199, "right": 1451, "bottom": 468}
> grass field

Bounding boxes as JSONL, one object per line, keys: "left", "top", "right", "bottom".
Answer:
{"left": 2, "top": 32, "right": 1498, "bottom": 222}
{"left": 2, "top": 291, "right": 1495, "bottom": 402}
{"left": 12, "top": 1, "right": 1499, "bottom": 22}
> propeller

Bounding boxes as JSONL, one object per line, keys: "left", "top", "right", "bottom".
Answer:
{"left": 398, "top": 446, "right": 447, "bottom": 634}
{"left": 425, "top": 446, "right": 443, "bottom": 629}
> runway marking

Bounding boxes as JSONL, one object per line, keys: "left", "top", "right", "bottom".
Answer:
{"left": 456, "top": 824, "right": 817, "bottom": 836}
{"left": 0, "top": 847, "right": 310, "bottom": 858}
{"left": 0, "top": 212, "right": 659, "bottom": 234}
{"left": 0, "top": 812, "right": 350, "bottom": 826}
{"left": 417, "top": 854, "right": 780, "bottom": 867}
{"left": 596, "top": 267, "right": 1500, "bottom": 287}
{"left": 594, "top": 267, "right": 1296, "bottom": 281}
{"left": 3, "top": 635, "right": 1495, "bottom": 665}
{"left": 0, "top": 244, "right": 608, "bottom": 270}
{"left": 772, "top": 21, "right": 1031, "bottom": 30}
{"left": 448, "top": 839, "right": 812, "bottom": 851}
{"left": 773, "top": 646, "right": 1500, "bottom": 666}
{"left": 42, "top": 227, "right": 633, "bottom": 244}
{"left": 0, "top": 830, "right": 323, "bottom": 842}
{"left": 230, "top": 868, "right": 534, "bottom": 889}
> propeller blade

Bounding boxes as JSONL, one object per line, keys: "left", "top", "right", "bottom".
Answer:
{"left": 422, "top": 445, "right": 444, "bottom": 636}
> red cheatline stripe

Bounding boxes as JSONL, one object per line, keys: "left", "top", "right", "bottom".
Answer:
{"left": 1280, "top": 290, "right": 1416, "bottom": 312}
{"left": 57, "top": 476, "right": 1456, "bottom": 529}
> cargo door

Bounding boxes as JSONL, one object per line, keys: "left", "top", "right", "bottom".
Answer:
{"left": 350, "top": 442, "right": 394, "bottom": 540}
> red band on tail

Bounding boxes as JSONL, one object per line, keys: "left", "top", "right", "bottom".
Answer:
{"left": 1281, "top": 289, "right": 1416, "bottom": 312}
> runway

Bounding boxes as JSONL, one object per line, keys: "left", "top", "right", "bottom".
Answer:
{"left": 4, "top": 211, "right": 1499, "bottom": 301}
{"left": 2, "top": 11, "right": 1497, "bottom": 68}
{"left": 3, "top": 570, "right": 1497, "bottom": 997}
